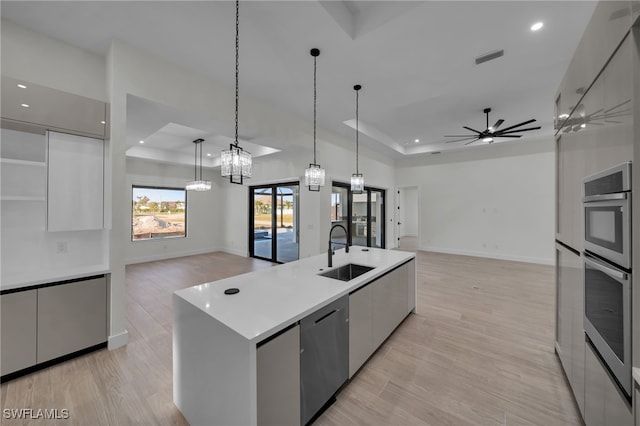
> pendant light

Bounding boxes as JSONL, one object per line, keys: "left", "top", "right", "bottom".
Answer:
{"left": 351, "top": 84, "right": 364, "bottom": 193}
{"left": 221, "top": 0, "right": 252, "bottom": 185}
{"left": 186, "top": 138, "right": 212, "bottom": 191}
{"left": 304, "top": 48, "right": 325, "bottom": 192}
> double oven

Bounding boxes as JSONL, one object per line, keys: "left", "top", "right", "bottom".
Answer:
{"left": 582, "top": 162, "right": 632, "bottom": 396}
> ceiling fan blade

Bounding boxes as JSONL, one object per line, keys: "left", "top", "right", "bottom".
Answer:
{"left": 495, "top": 119, "right": 537, "bottom": 133}
{"left": 463, "top": 126, "right": 482, "bottom": 134}
{"left": 464, "top": 138, "right": 480, "bottom": 146}
{"left": 492, "top": 119, "right": 504, "bottom": 130}
{"left": 494, "top": 134, "right": 522, "bottom": 138}
{"left": 496, "top": 126, "right": 541, "bottom": 134}
{"left": 446, "top": 137, "right": 478, "bottom": 143}
{"left": 605, "top": 99, "right": 631, "bottom": 113}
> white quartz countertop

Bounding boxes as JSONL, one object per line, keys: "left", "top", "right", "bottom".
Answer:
{"left": 174, "top": 247, "right": 415, "bottom": 343}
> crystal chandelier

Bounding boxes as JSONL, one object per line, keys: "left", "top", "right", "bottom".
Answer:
{"left": 351, "top": 84, "right": 364, "bottom": 193}
{"left": 221, "top": 0, "right": 252, "bottom": 185}
{"left": 304, "top": 48, "right": 325, "bottom": 191}
{"left": 186, "top": 138, "right": 212, "bottom": 191}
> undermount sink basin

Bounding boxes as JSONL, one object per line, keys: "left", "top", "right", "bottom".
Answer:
{"left": 319, "top": 263, "right": 375, "bottom": 282}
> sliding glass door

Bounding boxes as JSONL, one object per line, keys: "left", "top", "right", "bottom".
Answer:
{"left": 331, "top": 182, "right": 385, "bottom": 249}
{"left": 250, "top": 182, "right": 299, "bottom": 263}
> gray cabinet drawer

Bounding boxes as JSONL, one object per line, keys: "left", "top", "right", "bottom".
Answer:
{"left": 1, "top": 290, "right": 37, "bottom": 375}
{"left": 37, "top": 277, "right": 107, "bottom": 363}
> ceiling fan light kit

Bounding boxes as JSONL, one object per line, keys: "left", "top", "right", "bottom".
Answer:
{"left": 444, "top": 107, "right": 541, "bottom": 146}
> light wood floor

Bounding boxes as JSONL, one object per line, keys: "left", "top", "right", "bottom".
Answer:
{"left": 1, "top": 251, "right": 581, "bottom": 426}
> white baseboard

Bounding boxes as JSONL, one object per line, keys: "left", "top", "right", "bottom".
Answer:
{"left": 221, "top": 247, "right": 248, "bottom": 257}
{"left": 125, "top": 248, "right": 222, "bottom": 265}
{"left": 108, "top": 330, "right": 129, "bottom": 350}
{"left": 419, "top": 245, "right": 554, "bottom": 266}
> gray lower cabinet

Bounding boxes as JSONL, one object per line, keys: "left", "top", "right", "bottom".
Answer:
{"left": 1, "top": 290, "right": 37, "bottom": 376}
{"left": 348, "top": 283, "right": 373, "bottom": 378}
{"left": 257, "top": 324, "right": 300, "bottom": 426}
{"left": 555, "top": 244, "right": 585, "bottom": 415}
{"left": 37, "top": 277, "right": 107, "bottom": 363}
{"left": 585, "top": 344, "right": 633, "bottom": 426}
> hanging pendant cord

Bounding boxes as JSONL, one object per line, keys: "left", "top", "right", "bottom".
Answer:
{"left": 356, "top": 89, "right": 359, "bottom": 174}
{"left": 194, "top": 141, "right": 198, "bottom": 181}
{"left": 234, "top": 0, "right": 239, "bottom": 148}
{"left": 313, "top": 54, "right": 317, "bottom": 165}
{"left": 199, "top": 142, "right": 203, "bottom": 181}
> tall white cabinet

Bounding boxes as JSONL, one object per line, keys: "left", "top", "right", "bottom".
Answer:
{"left": 47, "top": 131, "right": 104, "bottom": 232}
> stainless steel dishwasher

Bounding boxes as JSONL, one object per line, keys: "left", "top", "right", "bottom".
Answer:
{"left": 300, "top": 295, "right": 349, "bottom": 425}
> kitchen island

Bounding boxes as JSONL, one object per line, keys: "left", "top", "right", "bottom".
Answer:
{"left": 173, "top": 247, "right": 416, "bottom": 426}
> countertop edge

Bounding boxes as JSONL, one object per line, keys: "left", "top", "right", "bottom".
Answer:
{"left": 1, "top": 268, "right": 111, "bottom": 292}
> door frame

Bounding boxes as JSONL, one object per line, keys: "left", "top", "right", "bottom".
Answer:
{"left": 394, "top": 185, "right": 419, "bottom": 249}
{"left": 248, "top": 181, "right": 299, "bottom": 263}
{"left": 332, "top": 182, "right": 386, "bottom": 249}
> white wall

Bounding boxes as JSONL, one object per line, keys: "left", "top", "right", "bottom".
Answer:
{"left": 396, "top": 139, "right": 555, "bottom": 264}
{"left": 125, "top": 158, "right": 220, "bottom": 264}
{"left": 1, "top": 19, "right": 106, "bottom": 101}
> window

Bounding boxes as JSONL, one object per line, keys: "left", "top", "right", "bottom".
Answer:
{"left": 132, "top": 186, "right": 186, "bottom": 241}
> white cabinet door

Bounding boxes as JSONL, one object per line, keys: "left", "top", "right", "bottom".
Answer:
{"left": 1, "top": 290, "right": 37, "bottom": 375}
{"left": 349, "top": 283, "right": 373, "bottom": 378}
{"left": 257, "top": 324, "right": 300, "bottom": 426}
{"left": 47, "top": 131, "right": 104, "bottom": 231}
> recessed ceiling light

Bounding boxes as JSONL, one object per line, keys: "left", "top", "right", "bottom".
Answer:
{"left": 101, "top": 120, "right": 106, "bottom": 124}
{"left": 21, "top": 103, "right": 29, "bottom": 108}
{"left": 558, "top": 113, "right": 569, "bottom": 119}
{"left": 580, "top": 123, "right": 586, "bottom": 128}
{"left": 17, "top": 84, "right": 27, "bottom": 89}
{"left": 206, "top": 153, "right": 212, "bottom": 157}
{"left": 482, "top": 137, "right": 494, "bottom": 142}
{"left": 139, "top": 140, "right": 145, "bottom": 144}
{"left": 531, "top": 22, "right": 544, "bottom": 31}
{"left": 414, "top": 139, "right": 419, "bottom": 143}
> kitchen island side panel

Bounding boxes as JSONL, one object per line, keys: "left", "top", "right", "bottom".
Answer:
{"left": 173, "top": 294, "right": 257, "bottom": 426}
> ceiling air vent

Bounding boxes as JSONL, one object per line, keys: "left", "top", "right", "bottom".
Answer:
{"left": 475, "top": 49, "right": 504, "bottom": 65}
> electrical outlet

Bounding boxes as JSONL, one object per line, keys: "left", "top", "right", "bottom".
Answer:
{"left": 56, "top": 241, "right": 68, "bottom": 253}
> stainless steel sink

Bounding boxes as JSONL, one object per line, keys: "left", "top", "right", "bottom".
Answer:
{"left": 318, "top": 263, "right": 375, "bottom": 282}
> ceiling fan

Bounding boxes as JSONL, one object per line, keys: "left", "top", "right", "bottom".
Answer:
{"left": 445, "top": 108, "right": 541, "bottom": 145}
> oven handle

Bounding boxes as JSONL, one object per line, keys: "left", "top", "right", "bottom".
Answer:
{"left": 583, "top": 193, "right": 628, "bottom": 202}
{"left": 584, "top": 254, "right": 628, "bottom": 281}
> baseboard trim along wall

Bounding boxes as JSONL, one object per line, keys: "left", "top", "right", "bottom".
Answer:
{"left": 108, "top": 330, "right": 129, "bottom": 350}
{"left": 221, "top": 248, "right": 248, "bottom": 258}
{"left": 420, "top": 246, "right": 554, "bottom": 266}
{"left": 125, "top": 248, "right": 223, "bottom": 265}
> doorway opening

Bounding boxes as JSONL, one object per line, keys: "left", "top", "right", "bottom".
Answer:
{"left": 395, "top": 186, "right": 419, "bottom": 250}
{"left": 249, "top": 182, "right": 299, "bottom": 263}
{"left": 331, "top": 182, "right": 385, "bottom": 249}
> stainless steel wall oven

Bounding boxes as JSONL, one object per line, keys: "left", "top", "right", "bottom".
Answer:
{"left": 582, "top": 162, "right": 632, "bottom": 397}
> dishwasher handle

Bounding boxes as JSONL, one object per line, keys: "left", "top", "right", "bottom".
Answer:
{"left": 315, "top": 309, "right": 338, "bottom": 325}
